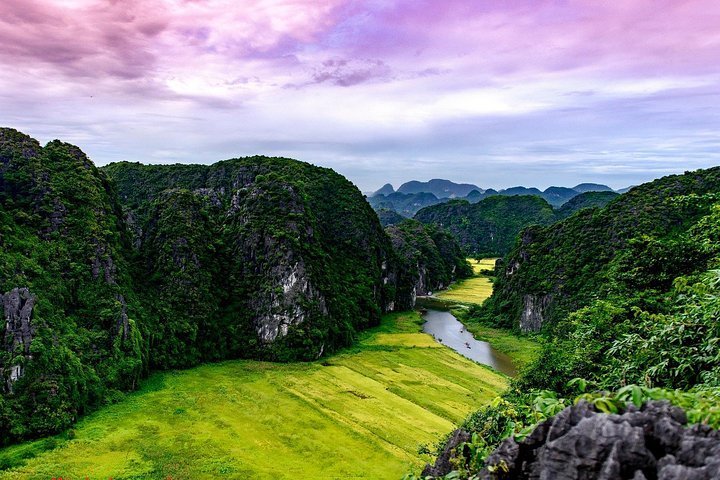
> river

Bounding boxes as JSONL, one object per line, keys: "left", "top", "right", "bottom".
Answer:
{"left": 422, "top": 309, "right": 517, "bottom": 377}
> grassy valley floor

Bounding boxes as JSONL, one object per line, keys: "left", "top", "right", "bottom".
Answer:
{"left": 0, "top": 312, "right": 507, "bottom": 480}
{"left": 435, "top": 258, "right": 495, "bottom": 304}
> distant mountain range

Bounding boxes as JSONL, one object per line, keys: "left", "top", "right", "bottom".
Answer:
{"left": 369, "top": 179, "right": 623, "bottom": 217}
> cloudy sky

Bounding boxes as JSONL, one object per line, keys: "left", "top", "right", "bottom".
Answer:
{"left": 2, "top": 0, "right": 719, "bottom": 191}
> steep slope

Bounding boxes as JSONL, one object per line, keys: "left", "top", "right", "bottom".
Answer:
{"left": 482, "top": 167, "right": 720, "bottom": 333}
{"left": 555, "top": 191, "right": 619, "bottom": 218}
{"left": 385, "top": 220, "right": 472, "bottom": 308}
{"left": 414, "top": 196, "right": 556, "bottom": 256}
{"left": 103, "top": 160, "right": 406, "bottom": 364}
{"left": 0, "top": 128, "right": 144, "bottom": 440}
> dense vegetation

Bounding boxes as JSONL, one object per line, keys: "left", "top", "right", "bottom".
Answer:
{"left": 104, "top": 159, "right": 404, "bottom": 365}
{"left": 0, "top": 129, "right": 145, "bottom": 441}
{"left": 555, "top": 190, "right": 619, "bottom": 218}
{"left": 418, "top": 166, "right": 720, "bottom": 478}
{"left": 0, "top": 312, "right": 508, "bottom": 479}
{"left": 414, "top": 196, "right": 556, "bottom": 256}
{"left": 377, "top": 208, "right": 406, "bottom": 227}
{"left": 0, "top": 129, "right": 470, "bottom": 444}
{"left": 385, "top": 220, "right": 473, "bottom": 306}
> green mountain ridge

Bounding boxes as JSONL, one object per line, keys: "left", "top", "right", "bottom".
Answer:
{"left": 413, "top": 191, "right": 619, "bottom": 257}
{"left": 368, "top": 181, "right": 618, "bottom": 217}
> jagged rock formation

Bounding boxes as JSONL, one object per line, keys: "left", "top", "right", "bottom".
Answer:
{"left": 424, "top": 401, "right": 720, "bottom": 480}
{"left": 1, "top": 288, "right": 35, "bottom": 392}
{"left": 478, "top": 401, "right": 720, "bottom": 479}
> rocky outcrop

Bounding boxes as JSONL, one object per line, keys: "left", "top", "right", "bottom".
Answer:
{"left": 422, "top": 429, "right": 471, "bottom": 477}
{"left": 475, "top": 401, "right": 720, "bottom": 480}
{"left": 519, "top": 294, "right": 552, "bottom": 332}
{"left": 1, "top": 288, "right": 36, "bottom": 391}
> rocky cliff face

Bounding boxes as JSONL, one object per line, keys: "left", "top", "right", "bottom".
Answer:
{"left": 478, "top": 401, "right": 720, "bottom": 480}
{"left": 519, "top": 294, "right": 552, "bottom": 332}
{"left": 1, "top": 288, "right": 35, "bottom": 392}
{"left": 104, "top": 158, "right": 409, "bottom": 365}
{"left": 0, "top": 128, "right": 144, "bottom": 441}
{"left": 385, "top": 219, "right": 472, "bottom": 309}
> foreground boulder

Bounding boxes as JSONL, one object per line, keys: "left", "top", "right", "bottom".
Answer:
{"left": 426, "top": 401, "right": 720, "bottom": 479}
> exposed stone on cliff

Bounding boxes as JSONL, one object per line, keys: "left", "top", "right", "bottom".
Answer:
{"left": 519, "top": 294, "right": 552, "bottom": 332}
{"left": 1, "top": 288, "right": 36, "bottom": 391}
{"left": 423, "top": 401, "right": 720, "bottom": 479}
{"left": 487, "top": 401, "right": 718, "bottom": 479}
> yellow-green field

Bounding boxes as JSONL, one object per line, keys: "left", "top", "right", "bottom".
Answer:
{"left": 436, "top": 258, "right": 497, "bottom": 304}
{"left": 0, "top": 312, "right": 507, "bottom": 480}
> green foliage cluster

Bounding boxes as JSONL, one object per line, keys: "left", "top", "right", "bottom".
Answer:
{"left": 414, "top": 196, "right": 557, "bottom": 256}
{"left": 0, "top": 129, "right": 144, "bottom": 442}
{"left": 482, "top": 168, "right": 720, "bottom": 330}
{"left": 474, "top": 169, "right": 720, "bottom": 397}
{"left": 386, "top": 220, "right": 473, "bottom": 306}
{"left": 104, "top": 158, "right": 405, "bottom": 366}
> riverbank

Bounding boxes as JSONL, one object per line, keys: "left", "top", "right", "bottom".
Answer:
{"left": 422, "top": 258, "right": 541, "bottom": 371}
{"left": 0, "top": 312, "right": 507, "bottom": 480}
{"left": 422, "top": 309, "right": 517, "bottom": 376}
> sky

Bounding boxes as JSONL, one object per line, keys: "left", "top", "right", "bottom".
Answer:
{"left": 2, "top": 0, "right": 720, "bottom": 192}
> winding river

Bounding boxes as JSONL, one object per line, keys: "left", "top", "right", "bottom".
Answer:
{"left": 422, "top": 309, "right": 517, "bottom": 377}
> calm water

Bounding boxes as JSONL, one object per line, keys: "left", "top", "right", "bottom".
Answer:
{"left": 422, "top": 309, "right": 517, "bottom": 377}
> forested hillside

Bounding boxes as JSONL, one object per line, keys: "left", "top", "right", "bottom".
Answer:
{"left": 0, "top": 129, "right": 145, "bottom": 440}
{"left": 386, "top": 220, "right": 473, "bottom": 308}
{"left": 0, "top": 129, "right": 469, "bottom": 443}
{"left": 414, "top": 196, "right": 556, "bottom": 256}
{"left": 415, "top": 166, "right": 720, "bottom": 479}
{"left": 414, "top": 191, "right": 619, "bottom": 256}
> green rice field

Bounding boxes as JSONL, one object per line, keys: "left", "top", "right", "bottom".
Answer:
{"left": 0, "top": 312, "right": 507, "bottom": 480}
{"left": 436, "top": 258, "right": 496, "bottom": 304}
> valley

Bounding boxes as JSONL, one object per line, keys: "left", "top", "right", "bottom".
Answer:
{"left": 0, "top": 312, "right": 508, "bottom": 479}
